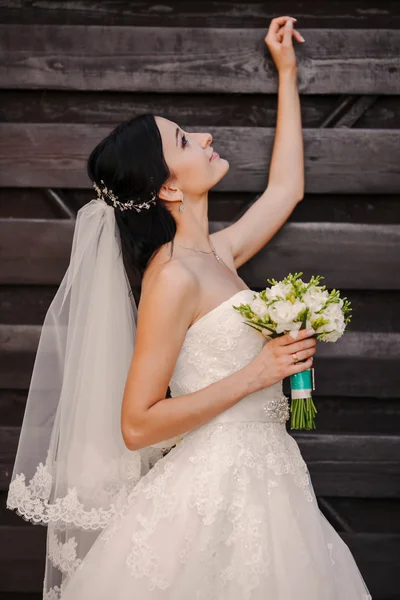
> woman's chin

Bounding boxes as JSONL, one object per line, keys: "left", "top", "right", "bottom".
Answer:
{"left": 214, "top": 157, "right": 229, "bottom": 171}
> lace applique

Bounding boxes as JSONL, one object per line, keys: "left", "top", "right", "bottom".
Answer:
{"left": 125, "top": 461, "right": 179, "bottom": 588}
{"left": 185, "top": 422, "right": 314, "bottom": 509}
{"left": 11, "top": 287, "right": 373, "bottom": 599}
{"left": 327, "top": 541, "right": 336, "bottom": 565}
{"left": 96, "top": 421, "right": 314, "bottom": 596}
{"left": 43, "top": 584, "right": 64, "bottom": 600}
{"left": 48, "top": 530, "right": 82, "bottom": 575}
{"left": 267, "top": 479, "right": 278, "bottom": 494}
{"left": 326, "top": 542, "right": 372, "bottom": 599}
{"left": 170, "top": 296, "right": 265, "bottom": 394}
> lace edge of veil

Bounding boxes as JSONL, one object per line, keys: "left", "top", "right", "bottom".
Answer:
{"left": 6, "top": 447, "right": 166, "bottom": 530}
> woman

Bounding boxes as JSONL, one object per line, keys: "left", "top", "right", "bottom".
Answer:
{"left": 7, "top": 16, "right": 372, "bottom": 599}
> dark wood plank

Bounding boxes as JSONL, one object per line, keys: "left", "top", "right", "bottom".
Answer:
{"left": 293, "top": 432, "right": 400, "bottom": 461}
{"left": 0, "top": 90, "right": 370, "bottom": 128}
{"left": 2, "top": 389, "right": 400, "bottom": 434}
{"left": 0, "top": 0, "right": 399, "bottom": 28}
{"left": 0, "top": 219, "right": 72, "bottom": 284}
{"left": 0, "top": 25, "right": 399, "bottom": 94}
{"left": 319, "top": 497, "right": 400, "bottom": 534}
{"left": 1, "top": 219, "right": 399, "bottom": 288}
{"left": 339, "top": 533, "right": 400, "bottom": 599}
{"left": 1, "top": 124, "right": 400, "bottom": 192}
{"left": 3, "top": 286, "right": 399, "bottom": 331}
{"left": 2, "top": 90, "right": 400, "bottom": 131}
{"left": 2, "top": 326, "right": 399, "bottom": 392}
{"left": 2, "top": 324, "right": 399, "bottom": 395}
{"left": 2, "top": 427, "right": 399, "bottom": 496}
{"left": 230, "top": 221, "right": 400, "bottom": 290}
{"left": 0, "top": 286, "right": 58, "bottom": 325}
{"left": 0, "top": 528, "right": 397, "bottom": 597}
{"left": 2, "top": 188, "right": 400, "bottom": 225}
{"left": 0, "top": 526, "right": 45, "bottom": 593}
{"left": 2, "top": 328, "right": 398, "bottom": 363}
{"left": 285, "top": 354, "right": 400, "bottom": 399}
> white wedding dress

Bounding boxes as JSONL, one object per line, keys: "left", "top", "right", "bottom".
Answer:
{"left": 59, "top": 288, "right": 372, "bottom": 599}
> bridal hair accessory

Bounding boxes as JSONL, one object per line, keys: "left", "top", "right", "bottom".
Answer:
{"left": 93, "top": 179, "right": 157, "bottom": 212}
{"left": 6, "top": 198, "right": 181, "bottom": 598}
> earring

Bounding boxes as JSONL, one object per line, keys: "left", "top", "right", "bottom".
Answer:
{"left": 179, "top": 198, "right": 184, "bottom": 212}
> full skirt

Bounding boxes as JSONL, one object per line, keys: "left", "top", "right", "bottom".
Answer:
{"left": 59, "top": 420, "right": 372, "bottom": 599}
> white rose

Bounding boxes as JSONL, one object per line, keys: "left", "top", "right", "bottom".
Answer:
{"left": 321, "top": 329, "right": 342, "bottom": 342}
{"left": 316, "top": 303, "right": 346, "bottom": 339}
{"left": 302, "top": 286, "right": 329, "bottom": 313}
{"left": 325, "top": 304, "right": 345, "bottom": 329}
{"left": 250, "top": 297, "right": 269, "bottom": 318}
{"left": 269, "top": 299, "right": 306, "bottom": 334}
{"left": 265, "top": 282, "right": 292, "bottom": 302}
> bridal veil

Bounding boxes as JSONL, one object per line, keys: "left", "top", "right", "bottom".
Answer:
{"left": 6, "top": 198, "right": 180, "bottom": 598}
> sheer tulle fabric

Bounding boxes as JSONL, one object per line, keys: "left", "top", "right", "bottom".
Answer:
{"left": 6, "top": 199, "right": 180, "bottom": 597}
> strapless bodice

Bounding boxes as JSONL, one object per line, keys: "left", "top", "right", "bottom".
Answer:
{"left": 167, "top": 289, "right": 289, "bottom": 434}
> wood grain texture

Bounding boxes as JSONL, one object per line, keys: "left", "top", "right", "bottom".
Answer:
{"left": 2, "top": 286, "right": 398, "bottom": 330}
{"left": 2, "top": 90, "right": 400, "bottom": 130}
{"left": 0, "top": 25, "right": 399, "bottom": 93}
{"left": 0, "top": 4, "right": 399, "bottom": 595}
{"left": 1, "top": 426, "right": 399, "bottom": 496}
{"left": 0, "top": 526, "right": 395, "bottom": 596}
{"left": 1, "top": 124, "right": 399, "bottom": 192}
{"left": 1, "top": 324, "right": 399, "bottom": 396}
{"left": 2, "top": 218, "right": 399, "bottom": 288}
{"left": 0, "top": 0, "right": 399, "bottom": 28}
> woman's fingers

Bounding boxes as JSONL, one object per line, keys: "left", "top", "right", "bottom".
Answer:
{"left": 269, "top": 17, "right": 304, "bottom": 45}
{"left": 268, "top": 16, "right": 297, "bottom": 36}
{"left": 277, "top": 25, "right": 304, "bottom": 44}
{"left": 278, "top": 328, "right": 315, "bottom": 346}
{"left": 287, "top": 345, "right": 316, "bottom": 364}
{"left": 282, "top": 18, "right": 295, "bottom": 45}
{"left": 288, "top": 356, "right": 314, "bottom": 376}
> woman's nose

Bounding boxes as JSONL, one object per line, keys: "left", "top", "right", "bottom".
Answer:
{"left": 202, "top": 133, "right": 212, "bottom": 147}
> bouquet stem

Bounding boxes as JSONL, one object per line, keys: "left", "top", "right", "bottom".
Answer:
{"left": 289, "top": 367, "right": 317, "bottom": 430}
{"left": 290, "top": 396, "right": 317, "bottom": 430}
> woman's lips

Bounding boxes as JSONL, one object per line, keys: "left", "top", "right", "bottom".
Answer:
{"left": 210, "top": 151, "right": 220, "bottom": 161}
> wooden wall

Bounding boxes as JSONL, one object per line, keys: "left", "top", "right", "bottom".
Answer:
{"left": 0, "top": 1, "right": 400, "bottom": 598}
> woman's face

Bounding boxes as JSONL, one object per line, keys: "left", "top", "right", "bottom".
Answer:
{"left": 155, "top": 116, "right": 229, "bottom": 205}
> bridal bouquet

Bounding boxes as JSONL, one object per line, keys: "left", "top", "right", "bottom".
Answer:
{"left": 233, "top": 272, "right": 352, "bottom": 430}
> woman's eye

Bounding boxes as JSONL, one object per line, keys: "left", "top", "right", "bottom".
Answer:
{"left": 181, "top": 134, "right": 188, "bottom": 148}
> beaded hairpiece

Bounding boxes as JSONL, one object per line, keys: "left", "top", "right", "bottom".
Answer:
{"left": 93, "top": 179, "right": 157, "bottom": 212}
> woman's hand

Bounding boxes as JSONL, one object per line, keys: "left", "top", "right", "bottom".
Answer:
{"left": 264, "top": 16, "right": 305, "bottom": 74}
{"left": 247, "top": 328, "right": 317, "bottom": 391}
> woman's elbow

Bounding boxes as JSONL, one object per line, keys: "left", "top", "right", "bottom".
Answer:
{"left": 121, "top": 419, "right": 145, "bottom": 451}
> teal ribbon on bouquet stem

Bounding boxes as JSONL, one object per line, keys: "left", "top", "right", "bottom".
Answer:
{"left": 289, "top": 367, "right": 317, "bottom": 430}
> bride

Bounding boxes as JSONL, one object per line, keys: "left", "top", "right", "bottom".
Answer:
{"left": 6, "top": 15, "right": 372, "bottom": 600}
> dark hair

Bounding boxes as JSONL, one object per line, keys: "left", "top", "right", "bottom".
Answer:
{"left": 87, "top": 113, "right": 177, "bottom": 303}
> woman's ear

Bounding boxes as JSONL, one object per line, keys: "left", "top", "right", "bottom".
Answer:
{"left": 158, "top": 182, "right": 182, "bottom": 204}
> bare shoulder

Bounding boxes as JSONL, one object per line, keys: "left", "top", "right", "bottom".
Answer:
{"left": 139, "top": 258, "right": 199, "bottom": 331}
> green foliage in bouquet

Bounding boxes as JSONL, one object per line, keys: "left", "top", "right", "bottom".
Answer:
{"left": 233, "top": 272, "right": 352, "bottom": 342}
{"left": 232, "top": 272, "right": 352, "bottom": 430}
